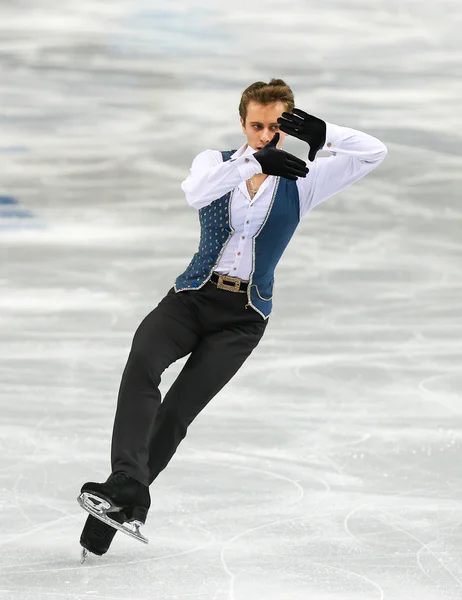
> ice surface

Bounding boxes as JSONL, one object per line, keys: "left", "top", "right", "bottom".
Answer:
{"left": 1, "top": 0, "right": 462, "bottom": 599}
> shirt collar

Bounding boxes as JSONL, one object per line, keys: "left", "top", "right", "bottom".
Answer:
{"left": 231, "top": 143, "right": 256, "bottom": 160}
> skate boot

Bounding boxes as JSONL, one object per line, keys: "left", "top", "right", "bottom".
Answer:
{"left": 79, "top": 512, "right": 125, "bottom": 563}
{"left": 77, "top": 471, "right": 151, "bottom": 544}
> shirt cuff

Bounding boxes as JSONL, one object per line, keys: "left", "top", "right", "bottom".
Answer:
{"left": 322, "top": 122, "right": 344, "bottom": 152}
{"left": 231, "top": 154, "right": 263, "bottom": 180}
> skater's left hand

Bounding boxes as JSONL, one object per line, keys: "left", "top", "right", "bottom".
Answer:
{"left": 277, "top": 108, "right": 327, "bottom": 162}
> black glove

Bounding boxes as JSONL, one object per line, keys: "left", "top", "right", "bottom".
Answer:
{"left": 253, "top": 133, "right": 308, "bottom": 180}
{"left": 277, "top": 108, "right": 327, "bottom": 161}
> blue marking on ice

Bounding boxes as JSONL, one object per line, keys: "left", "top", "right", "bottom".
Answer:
{"left": 0, "top": 196, "right": 45, "bottom": 229}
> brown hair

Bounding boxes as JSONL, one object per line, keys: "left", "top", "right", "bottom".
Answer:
{"left": 239, "top": 78, "right": 295, "bottom": 124}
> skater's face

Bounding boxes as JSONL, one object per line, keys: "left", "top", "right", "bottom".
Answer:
{"left": 241, "top": 101, "right": 288, "bottom": 152}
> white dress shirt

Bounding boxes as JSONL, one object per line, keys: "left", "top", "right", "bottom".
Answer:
{"left": 181, "top": 122, "right": 387, "bottom": 281}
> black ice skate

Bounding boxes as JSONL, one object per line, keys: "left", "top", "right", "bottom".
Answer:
{"left": 77, "top": 471, "right": 151, "bottom": 545}
{"left": 80, "top": 512, "right": 125, "bottom": 563}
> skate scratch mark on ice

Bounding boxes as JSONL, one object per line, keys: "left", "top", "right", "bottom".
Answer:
{"left": 316, "top": 432, "right": 372, "bottom": 452}
{"left": 11, "top": 474, "right": 38, "bottom": 529}
{"left": 2, "top": 524, "right": 216, "bottom": 574}
{"left": 40, "top": 465, "right": 49, "bottom": 496}
{"left": 419, "top": 374, "right": 462, "bottom": 415}
{"left": 215, "top": 516, "right": 313, "bottom": 600}
{"left": 9, "top": 471, "right": 62, "bottom": 529}
{"left": 216, "top": 516, "right": 385, "bottom": 600}
{"left": 302, "top": 559, "right": 385, "bottom": 600}
{"left": 214, "top": 469, "right": 328, "bottom": 600}
{"left": 0, "top": 514, "right": 78, "bottom": 548}
{"left": 416, "top": 540, "right": 449, "bottom": 588}
{"left": 379, "top": 510, "right": 462, "bottom": 589}
{"left": 343, "top": 486, "right": 437, "bottom": 547}
{"left": 207, "top": 460, "right": 309, "bottom": 503}
{"left": 446, "top": 515, "right": 462, "bottom": 537}
{"left": 0, "top": 416, "right": 49, "bottom": 474}
{"left": 311, "top": 450, "right": 345, "bottom": 475}
{"left": 2, "top": 591, "right": 209, "bottom": 599}
{"left": 345, "top": 504, "right": 440, "bottom": 584}
{"left": 208, "top": 450, "right": 331, "bottom": 494}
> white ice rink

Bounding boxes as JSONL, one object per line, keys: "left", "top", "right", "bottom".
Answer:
{"left": 1, "top": 1, "right": 462, "bottom": 599}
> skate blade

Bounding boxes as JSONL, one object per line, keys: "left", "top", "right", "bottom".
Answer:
{"left": 77, "top": 493, "right": 149, "bottom": 545}
{"left": 77, "top": 491, "right": 120, "bottom": 514}
{"left": 80, "top": 548, "right": 88, "bottom": 564}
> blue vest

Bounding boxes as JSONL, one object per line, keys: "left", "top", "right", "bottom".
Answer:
{"left": 175, "top": 150, "right": 300, "bottom": 319}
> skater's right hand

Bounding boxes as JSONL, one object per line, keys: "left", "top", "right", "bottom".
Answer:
{"left": 253, "top": 133, "right": 309, "bottom": 181}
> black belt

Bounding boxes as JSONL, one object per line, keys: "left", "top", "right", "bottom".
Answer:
{"left": 209, "top": 271, "right": 249, "bottom": 293}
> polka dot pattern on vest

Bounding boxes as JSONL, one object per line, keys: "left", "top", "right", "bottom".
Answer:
{"left": 175, "top": 193, "right": 234, "bottom": 289}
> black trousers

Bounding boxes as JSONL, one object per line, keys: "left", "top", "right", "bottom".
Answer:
{"left": 110, "top": 280, "right": 269, "bottom": 487}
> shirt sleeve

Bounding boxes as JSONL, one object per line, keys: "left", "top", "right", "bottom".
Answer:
{"left": 181, "top": 149, "right": 263, "bottom": 210}
{"left": 297, "top": 122, "right": 388, "bottom": 219}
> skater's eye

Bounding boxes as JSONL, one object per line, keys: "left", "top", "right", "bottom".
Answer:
{"left": 250, "top": 123, "right": 279, "bottom": 130}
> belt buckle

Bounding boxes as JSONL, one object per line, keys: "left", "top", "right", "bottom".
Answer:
{"left": 217, "top": 274, "right": 241, "bottom": 293}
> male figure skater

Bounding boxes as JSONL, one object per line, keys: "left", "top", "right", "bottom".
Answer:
{"left": 77, "top": 78, "right": 387, "bottom": 559}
